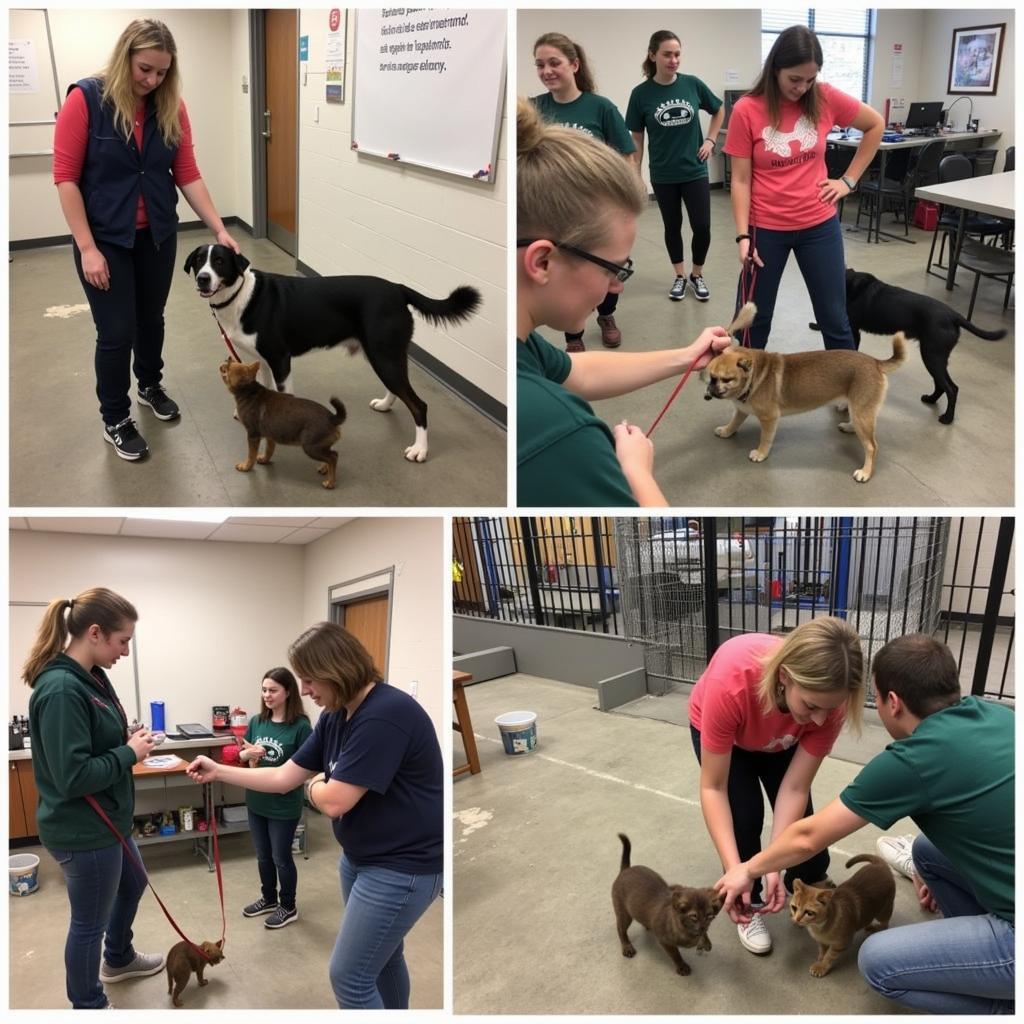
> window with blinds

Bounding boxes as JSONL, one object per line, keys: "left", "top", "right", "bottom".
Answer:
{"left": 761, "top": 9, "right": 875, "bottom": 102}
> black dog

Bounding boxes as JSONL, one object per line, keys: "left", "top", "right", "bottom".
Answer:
{"left": 812, "top": 268, "right": 1006, "bottom": 425}
{"left": 184, "top": 245, "right": 481, "bottom": 461}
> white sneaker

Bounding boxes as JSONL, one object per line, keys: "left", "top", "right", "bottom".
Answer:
{"left": 737, "top": 912, "right": 772, "bottom": 955}
{"left": 876, "top": 834, "right": 916, "bottom": 879}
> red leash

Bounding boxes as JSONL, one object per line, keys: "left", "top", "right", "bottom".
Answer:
{"left": 85, "top": 793, "right": 226, "bottom": 962}
{"left": 212, "top": 313, "right": 241, "bottom": 362}
{"left": 646, "top": 340, "right": 713, "bottom": 438}
{"left": 736, "top": 226, "right": 758, "bottom": 348}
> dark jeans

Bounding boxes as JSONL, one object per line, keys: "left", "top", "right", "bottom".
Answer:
{"left": 690, "top": 725, "right": 829, "bottom": 903}
{"left": 46, "top": 837, "right": 148, "bottom": 1009}
{"left": 736, "top": 215, "right": 854, "bottom": 350}
{"left": 248, "top": 810, "right": 301, "bottom": 910}
{"left": 73, "top": 227, "right": 177, "bottom": 425}
{"left": 651, "top": 179, "right": 712, "bottom": 266}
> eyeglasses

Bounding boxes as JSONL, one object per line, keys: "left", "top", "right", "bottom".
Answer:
{"left": 516, "top": 238, "right": 635, "bottom": 283}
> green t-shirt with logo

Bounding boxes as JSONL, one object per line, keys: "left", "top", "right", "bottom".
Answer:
{"left": 840, "top": 697, "right": 1014, "bottom": 924}
{"left": 625, "top": 74, "right": 722, "bottom": 184}
{"left": 243, "top": 715, "right": 313, "bottom": 821}
{"left": 531, "top": 91, "right": 636, "bottom": 156}
{"left": 517, "top": 332, "right": 638, "bottom": 507}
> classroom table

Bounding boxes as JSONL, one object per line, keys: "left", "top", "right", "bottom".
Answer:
{"left": 914, "top": 170, "right": 1015, "bottom": 290}
{"left": 828, "top": 128, "right": 1002, "bottom": 244}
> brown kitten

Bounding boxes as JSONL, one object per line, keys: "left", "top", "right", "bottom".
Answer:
{"left": 166, "top": 938, "right": 225, "bottom": 1007}
{"left": 790, "top": 855, "right": 895, "bottom": 977}
{"left": 611, "top": 832, "right": 723, "bottom": 977}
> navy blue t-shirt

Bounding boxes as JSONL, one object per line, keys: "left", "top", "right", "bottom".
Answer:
{"left": 292, "top": 683, "right": 442, "bottom": 874}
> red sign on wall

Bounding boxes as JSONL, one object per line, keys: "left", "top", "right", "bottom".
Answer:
{"left": 329, "top": 8, "right": 341, "bottom": 32}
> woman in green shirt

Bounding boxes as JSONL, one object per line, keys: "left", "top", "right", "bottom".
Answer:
{"left": 531, "top": 32, "right": 636, "bottom": 352}
{"left": 626, "top": 30, "right": 724, "bottom": 302}
{"left": 238, "top": 666, "right": 312, "bottom": 930}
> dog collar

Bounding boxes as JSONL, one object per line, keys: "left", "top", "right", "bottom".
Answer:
{"left": 737, "top": 383, "right": 753, "bottom": 404}
{"left": 209, "top": 279, "right": 245, "bottom": 310}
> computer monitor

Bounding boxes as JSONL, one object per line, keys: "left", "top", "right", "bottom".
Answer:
{"left": 904, "top": 101, "right": 944, "bottom": 130}
{"left": 722, "top": 89, "right": 747, "bottom": 129}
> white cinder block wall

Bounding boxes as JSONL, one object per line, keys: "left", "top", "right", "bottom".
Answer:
{"left": 296, "top": 9, "right": 507, "bottom": 405}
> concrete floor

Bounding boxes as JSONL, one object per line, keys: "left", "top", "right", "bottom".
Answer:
{"left": 9, "top": 226, "right": 506, "bottom": 507}
{"left": 454, "top": 673, "right": 927, "bottom": 1015}
{"left": 568, "top": 192, "right": 1014, "bottom": 506}
{"left": 9, "top": 810, "right": 442, "bottom": 1009}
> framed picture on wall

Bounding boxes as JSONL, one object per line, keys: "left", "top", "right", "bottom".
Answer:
{"left": 947, "top": 23, "right": 1005, "bottom": 95}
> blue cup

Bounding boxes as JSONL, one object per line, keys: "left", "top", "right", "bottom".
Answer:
{"left": 150, "top": 701, "right": 165, "bottom": 732}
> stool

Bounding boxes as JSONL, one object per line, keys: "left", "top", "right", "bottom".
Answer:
{"left": 453, "top": 670, "right": 481, "bottom": 778}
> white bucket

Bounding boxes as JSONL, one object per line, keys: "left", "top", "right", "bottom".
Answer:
{"left": 9, "top": 853, "right": 40, "bottom": 896}
{"left": 495, "top": 711, "right": 538, "bottom": 755}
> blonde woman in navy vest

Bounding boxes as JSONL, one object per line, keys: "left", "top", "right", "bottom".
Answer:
{"left": 53, "top": 19, "right": 239, "bottom": 461}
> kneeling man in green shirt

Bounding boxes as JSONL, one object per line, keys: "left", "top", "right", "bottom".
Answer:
{"left": 715, "top": 633, "right": 1014, "bottom": 1014}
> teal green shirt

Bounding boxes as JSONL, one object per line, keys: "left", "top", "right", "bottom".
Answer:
{"left": 28, "top": 654, "right": 138, "bottom": 850}
{"left": 840, "top": 697, "right": 1014, "bottom": 924}
{"left": 517, "top": 332, "right": 637, "bottom": 507}
{"left": 625, "top": 74, "right": 722, "bottom": 184}
{"left": 244, "top": 716, "right": 313, "bottom": 820}
{"left": 531, "top": 91, "right": 636, "bottom": 155}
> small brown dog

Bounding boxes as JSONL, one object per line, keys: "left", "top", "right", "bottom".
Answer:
{"left": 219, "top": 360, "right": 346, "bottom": 489}
{"left": 703, "top": 304, "right": 906, "bottom": 482}
{"left": 611, "top": 833, "right": 722, "bottom": 977}
{"left": 790, "top": 854, "right": 895, "bottom": 977}
{"left": 166, "top": 938, "right": 224, "bottom": 1007}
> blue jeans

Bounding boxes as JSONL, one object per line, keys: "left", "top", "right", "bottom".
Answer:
{"left": 858, "top": 836, "right": 1015, "bottom": 1013}
{"left": 72, "top": 227, "right": 177, "bottom": 425}
{"left": 247, "top": 811, "right": 300, "bottom": 909}
{"left": 737, "top": 215, "right": 854, "bottom": 350}
{"left": 329, "top": 854, "right": 442, "bottom": 1009}
{"left": 46, "top": 838, "right": 149, "bottom": 1009}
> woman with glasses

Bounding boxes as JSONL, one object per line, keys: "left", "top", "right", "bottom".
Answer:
{"left": 532, "top": 32, "right": 637, "bottom": 351}
{"left": 517, "top": 99, "right": 732, "bottom": 507}
{"left": 626, "top": 30, "right": 723, "bottom": 302}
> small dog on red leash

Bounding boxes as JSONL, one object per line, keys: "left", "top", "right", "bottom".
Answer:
{"left": 219, "top": 359, "right": 346, "bottom": 489}
{"left": 166, "top": 938, "right": 224, "bottom": 1007}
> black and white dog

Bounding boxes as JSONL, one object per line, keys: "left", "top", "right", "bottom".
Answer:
{"left": 184, "top": 245, "right": 481, "bottom": 461}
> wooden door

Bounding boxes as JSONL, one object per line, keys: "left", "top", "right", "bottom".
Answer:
{"left": 342, "top": 594, "right": 389, "bottom": 677}
{"left": 453, "top": 518, "right": 486, "bottom": 612}
{"left": 264, "top": 10, "right": 298, "bottom": 254}
{"left": 9, "top": 762, "right": 27, "bottom": 839}
{"left": 17, "top": 762, "right": 38, "bottom": 837}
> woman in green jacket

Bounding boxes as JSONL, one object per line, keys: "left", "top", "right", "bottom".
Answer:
{"left": 22, "top": 588, "right": 162, "bottom": 1009}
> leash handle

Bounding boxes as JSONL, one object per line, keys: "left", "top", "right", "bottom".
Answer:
{"left": 737, "top": 226, "right": 758, "bottom": 348}
{"left": 646, "top": 340, "right": 713, "bottom": 438}
{"left": 85, "top": 791, "right": 225, "bottom": 960}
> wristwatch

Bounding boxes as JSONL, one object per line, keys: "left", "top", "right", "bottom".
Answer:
{"left": 840, "top": 174, "right": 858, "bottom": 192}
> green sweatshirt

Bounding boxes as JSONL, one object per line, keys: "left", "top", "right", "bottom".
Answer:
{"left": 27, "top": 653, "right": 138, "bottom": 850}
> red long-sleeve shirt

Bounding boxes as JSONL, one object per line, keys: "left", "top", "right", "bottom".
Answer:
{"left": 53, "top": 86, "right": 202, "bottom": 231}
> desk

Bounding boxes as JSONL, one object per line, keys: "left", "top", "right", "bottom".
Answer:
{"left": 453, "top": 670, "right": 481, "bottom": 779}
{"left": 915, "top": 171, "right": 1015, "bottom": 290}
{"left": 828, "top": 129, "right": 1001, "bottom": 244}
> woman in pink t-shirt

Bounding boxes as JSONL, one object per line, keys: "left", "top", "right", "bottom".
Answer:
{"left": 724, "top": 26, "right": 883, "bottom": 349}
{"left": 688, "top": 617, "right": 864, "bottom": 955}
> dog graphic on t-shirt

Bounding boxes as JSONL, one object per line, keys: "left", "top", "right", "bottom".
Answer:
{"left": 761, "top": 115, "right": 817, "bottom": 157}
{"left": 762, "top": 734, "right": 798, "bottom": 752}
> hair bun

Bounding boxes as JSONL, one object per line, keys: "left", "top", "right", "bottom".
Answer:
{"left": 517, "top": 97, "right": 546, "bottom": 155}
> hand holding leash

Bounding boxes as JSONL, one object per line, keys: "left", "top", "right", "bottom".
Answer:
{"left": 737, "top": 237, "right": 764, "bottom": 269}
{"left": 614, "top": 421, "right": 655, "bottom": 478}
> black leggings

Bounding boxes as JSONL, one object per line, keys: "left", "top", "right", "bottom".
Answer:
{"left": 651, "top": 179, "right": 711, "bottom": 267}
{"left": 690, "top": 724, "right": 830, "bottom": 903}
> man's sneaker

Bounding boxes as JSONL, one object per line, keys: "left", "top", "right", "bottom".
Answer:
{"left": 876, "top": 834, "right": 916, "bottom": 879}
{"left": 689, "top": 273, "right": 711, "bottom": 301}
{"left": 137, "top": 384, "right": 180, "bottom": 420}
{"left": 242, "top": 896, "right": 278, "bottom": 917}
{"left": 100, "top": 951, "right": 165, "bottom": 982}
{"left": 669, "top": 275, "right": 687, "bottom": 301}
{"left": 264, "top": 905, "right": 298, "bottom": 929}
{"left": 565, "top": 338, "right": 586, "bottom": 353}
{"left": 596, "top": 314, "right": 622, "bottom": 348}
{"left": 737, "top": 912, "right": 772, "bottom": 955}
{"left": 103, "top": 418, "right": 149, "bottom": 461}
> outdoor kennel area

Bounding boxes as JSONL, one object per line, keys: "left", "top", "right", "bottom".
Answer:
{"left": 452, "top": 516, "right": 1013, "bottom": 1015}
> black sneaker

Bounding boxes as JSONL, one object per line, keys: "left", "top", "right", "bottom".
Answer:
{"left": 103, "top": 418, "right": 149, "bottom": 461}
{"left": 264, "top": 905, "right": 298, "bottom": 929}
{"left": 668, "top": 275, "right": 687, "bottom": 301}
{"left": 138, "top": 384, "right": 180, "bottom": 421}
{"left": 689, "top": 274, "right": 711, "bottom": 301}
{"left": 242, "top": 897, "right": 278, "bottom": 918}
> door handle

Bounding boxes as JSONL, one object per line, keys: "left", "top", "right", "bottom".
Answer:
{"left": 261, "top": 109, "right": 272, "bottom": 140}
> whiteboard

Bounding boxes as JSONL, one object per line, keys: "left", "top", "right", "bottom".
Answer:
{"left": 9, "top": 8, "right": 62, "bottom": 157}
{"left": 352, "top": 9, "right": 506, "bottom": 182}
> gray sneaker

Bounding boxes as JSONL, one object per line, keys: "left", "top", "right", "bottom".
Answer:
{"left": 100, "top": 951, "right": 165, "bottom": 982}
{"left": 669, "top": 276, "right": 687, "bottom": 301}
{"left": 689, "top": 274, "right": 711, "bottom": 301}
